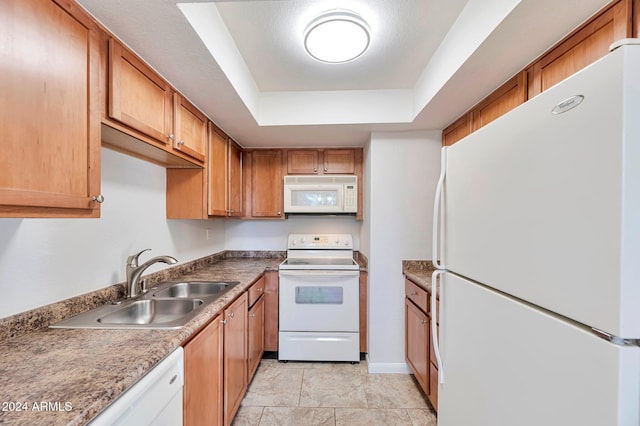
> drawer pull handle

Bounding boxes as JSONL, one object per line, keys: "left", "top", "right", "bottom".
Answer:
{"left": 421, "top": 319, "right": 427, "bottom": 325}
{"left": 410, "top": 291, "right": 418, "bottom": 296}
{"left": 228, "top": 312, "right": 235, "bottom": 318}
{"left": 258, "top": 287, "right": 263, "bottom": 292}
{"left": 169, "top": 374, "right": 178, "bottom": 385}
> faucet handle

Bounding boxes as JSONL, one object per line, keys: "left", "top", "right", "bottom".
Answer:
{"left": 127, "top": 248, "right": 151, "bottom": 267}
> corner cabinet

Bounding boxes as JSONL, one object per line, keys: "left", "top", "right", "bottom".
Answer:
{"left": 209, "top": 124, "right": 243, "bottom": 217}
{"left": 0, "top": 0, "right": 102, "bottom": 218}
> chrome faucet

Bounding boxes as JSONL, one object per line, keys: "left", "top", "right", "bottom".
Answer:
{"left": 126, "top": 249, "right": 178, "bottom": 298}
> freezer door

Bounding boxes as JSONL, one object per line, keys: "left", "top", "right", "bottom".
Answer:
{"left": 437, "top": 273, "right": 640, "bottom": 426}
{"left": 443, "top": 44, "right": 640, "bottom": 338}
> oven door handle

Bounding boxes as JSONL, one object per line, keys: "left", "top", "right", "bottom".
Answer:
{"left": 279, "top": 270, "right": 360, "bottom": 277}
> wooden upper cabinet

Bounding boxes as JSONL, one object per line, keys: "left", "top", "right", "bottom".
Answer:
{"left": 528, "top": 0, "right": 632, "bottom": 97}
{"left": 287, "top": 150, "right": 320, "bottom": 174}
{"left": 0, "top": 0, "right": 102, "bottom": 217}
{"left": 228, "top": 140, "right": 243, "bottom": 217}
{"left": 323, "top": 149, "right": 356, "bottom": 174}
{"left": 108, "top": 38, "right": 173, "bottom": 144}
{"left": 442, "top": 113, "right": 473, "bottom": 147}
{"left": 286, "top": 149, "right": 356, "bottom": 175}
{"left": 209, "top": 126, "right": 228, "bottom": 217}
{"left": 173, "top": 93, "right": 207, "bottom": 163}
{"left": 247, "top": 150, "right": 284, "bottom": 219}
{"left": 208, "top": 125, "right": 242, "bottom": 217}
{"left": 472, "top": 71, "right": 527, "bottom": 131}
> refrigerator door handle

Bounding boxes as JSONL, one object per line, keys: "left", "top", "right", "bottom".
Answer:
{"left": 431, "top": 269, "right": 445, "bottom": 383}
{"left": 432, "top": 147, "right": 447, "bottom": 270}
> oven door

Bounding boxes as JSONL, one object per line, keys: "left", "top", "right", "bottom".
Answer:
{"left": 278, "top": 269, "right": 360, "bottom": 332}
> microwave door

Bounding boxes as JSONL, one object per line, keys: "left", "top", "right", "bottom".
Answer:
{"left": 285, "top": 185, "right": 344, "bottom": 213}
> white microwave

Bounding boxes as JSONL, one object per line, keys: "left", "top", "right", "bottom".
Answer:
{"left": 283, "top": 175, "right": 357, "bottom": 214}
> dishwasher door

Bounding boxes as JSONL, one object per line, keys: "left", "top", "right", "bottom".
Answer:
{"left": 90, "top": 347, "right": 184, "bottom": 426}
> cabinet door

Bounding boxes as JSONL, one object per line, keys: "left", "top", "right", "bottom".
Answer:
{"left": 528, "top": 0, "right": 631, "bottom": 97}
{"left": 472, "top": 71, "right": 527, "bottom": 131}
{"left": 429, "top": 361, "right": 438, "bottom": 411}
{"left": 108, "top": 39, "right": 173, "bottom": 144}
{"left": 405, "top": 298, "right": 429, "bottom": 395}
{"left": 247, "top": 295, "right": 265, "bottom": 380}
{"left": 0, "top": 0, "right": 101, "bottom": 217}
{"left": 287, "top": 150, "right": 320, "bottom": 174}
{"left": 251, "top": 150, "right": 284, "bottom": 218}
{"left": 224, "top": 293, "right": 248, "bottom": 426}
{"left": 228, "top": 140, "right": 243, "bottom": 217}
{"left": 263, "top": 271, "right": 279, "bottom": 352}
{"left": 184, "top": 314, "right": 223, "bottom": 426}
{"left": 442, "top": 113, "right": 472, "bottom": 147}
{"left": 208, "top": 126, "right": 228, "bottom": 217}
{"left": 173, "top": 93, "right": 207, "bottom": 163}
{"left": 323, "top": 149, "right": 355, "bottom": 174}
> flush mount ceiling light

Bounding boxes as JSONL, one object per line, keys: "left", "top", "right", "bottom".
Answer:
{"left": 304, "top": 9, "right": 370, "bottom": 63}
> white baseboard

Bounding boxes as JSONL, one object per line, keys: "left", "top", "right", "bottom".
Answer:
{"left": 366, "top": 357, "right": 412, "bottom": 374}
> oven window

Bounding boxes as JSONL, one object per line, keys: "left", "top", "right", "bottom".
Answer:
{"left": 291, "top": 190, "right": 339, "bottom": 207}
{"left": 295, "top": 286, "right": 343, "bottom": 304}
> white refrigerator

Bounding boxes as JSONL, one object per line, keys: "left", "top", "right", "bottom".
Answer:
{"left": 432, "top": 39, "right": 640, "bottom": 426}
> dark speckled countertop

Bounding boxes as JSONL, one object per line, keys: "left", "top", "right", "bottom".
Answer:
{"left": 0, "top": 254, "right": 283, "bottom": 426}
{"left": 402, "top": 260, "right": 438, "bottom": 296}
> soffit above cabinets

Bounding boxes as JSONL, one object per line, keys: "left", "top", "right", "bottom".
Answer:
{"left": 77, "top": 0, "right": 611, "bottom": 147}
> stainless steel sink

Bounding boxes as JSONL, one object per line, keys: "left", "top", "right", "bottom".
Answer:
{"left": 50, "top": 280, "right": 240, "bottom": 330}
{"left": 150, "top": 281, "right": 239, "bottom": 298}
{"left": 97, "top": 299, "right": 203, "bottom": 325}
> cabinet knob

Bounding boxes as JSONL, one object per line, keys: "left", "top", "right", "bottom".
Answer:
{"left": 221, "top": 319, "right": 227, "bottom": 325}
{"left": 92, "top": 194, "right": 105, "bottom": 203}
{"left": 250, "top": 313, "right": 255, "bottom": 318}
{"left": 228, "top": 312, "right": 235, "bottom": 318}
{"left": 313, "top": 167, "right": 317, "bottom": 173}
{"left": 324, "top": 167, "right": 328, "bottom": 172}
{"left": 258, "top": 287, "right": 263, "bottom": 292}
{"left": 178, "top": 139, "right": 185, "bottom": 146}
{"left": 277, "top": 211, "right": 282, "bottom": 216}
{"left": 421, "top": 319, "right": 427, "bottom": 325}
{"left": 168, "top": 134, "right": 174, "bottom": 140}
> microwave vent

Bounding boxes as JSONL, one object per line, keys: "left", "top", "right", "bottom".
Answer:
{"left": 284, "top": 175, "right": 357, "bottom": 185}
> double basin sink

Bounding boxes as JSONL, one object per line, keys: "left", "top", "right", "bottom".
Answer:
{"left": 50, "top": 281, "right": 240, "bottom": 330}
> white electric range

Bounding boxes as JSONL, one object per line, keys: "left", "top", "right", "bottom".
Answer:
{"left": 278, "top": 234, "right": 360, "bottom": 362}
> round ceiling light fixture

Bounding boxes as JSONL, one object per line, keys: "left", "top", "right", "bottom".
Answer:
{"left": 304, "top": 9, "right": 370, "bottom": 63}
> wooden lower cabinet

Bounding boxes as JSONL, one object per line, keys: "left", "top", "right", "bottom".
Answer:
{"left": 405, "top": 298, "right": 429, "bottom": 393}
{"left": 263, "top": 271, "right": 279, "bottom": 352}
{"left": 224, "top": 292, "right": 248, "bottom": 426}
{"left": 405, "top": 277, "right": 438, "bottom": 411}
{"left": 247, "top": 293, "right": 265, "bottom": 380}
{"left": 184, "top": 313, "right": 224, "bottom": 426}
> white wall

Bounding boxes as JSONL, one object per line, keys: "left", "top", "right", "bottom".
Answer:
{"left": 0, "top": 148, "right": 226, "bottom": 318}
{"left": 363, "top": 130, "right": 441, "bottom": 373}
{"left": 225, "top": 216, "right": 361, "bottom": 251}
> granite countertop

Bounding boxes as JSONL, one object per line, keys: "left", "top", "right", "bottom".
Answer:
{"left": 0, "top": 256, "right": 283, "bottom": 426}
{"left": 402, "top": 260, "right": 438, "bottom": 296}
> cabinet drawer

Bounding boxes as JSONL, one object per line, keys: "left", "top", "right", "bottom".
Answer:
{"left": 405, "top": 279, "right": 428, "bottom": 313}
{"left": 248, "top": 276, "right": 265, "bottom": 307}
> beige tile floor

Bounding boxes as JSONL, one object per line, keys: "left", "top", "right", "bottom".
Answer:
{"left": 232, "top": 358, "right": 437, "bottom": 426}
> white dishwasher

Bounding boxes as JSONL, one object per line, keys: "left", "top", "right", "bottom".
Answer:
{"left": 90, "top": 347, "right": 184, "bottom": 426}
